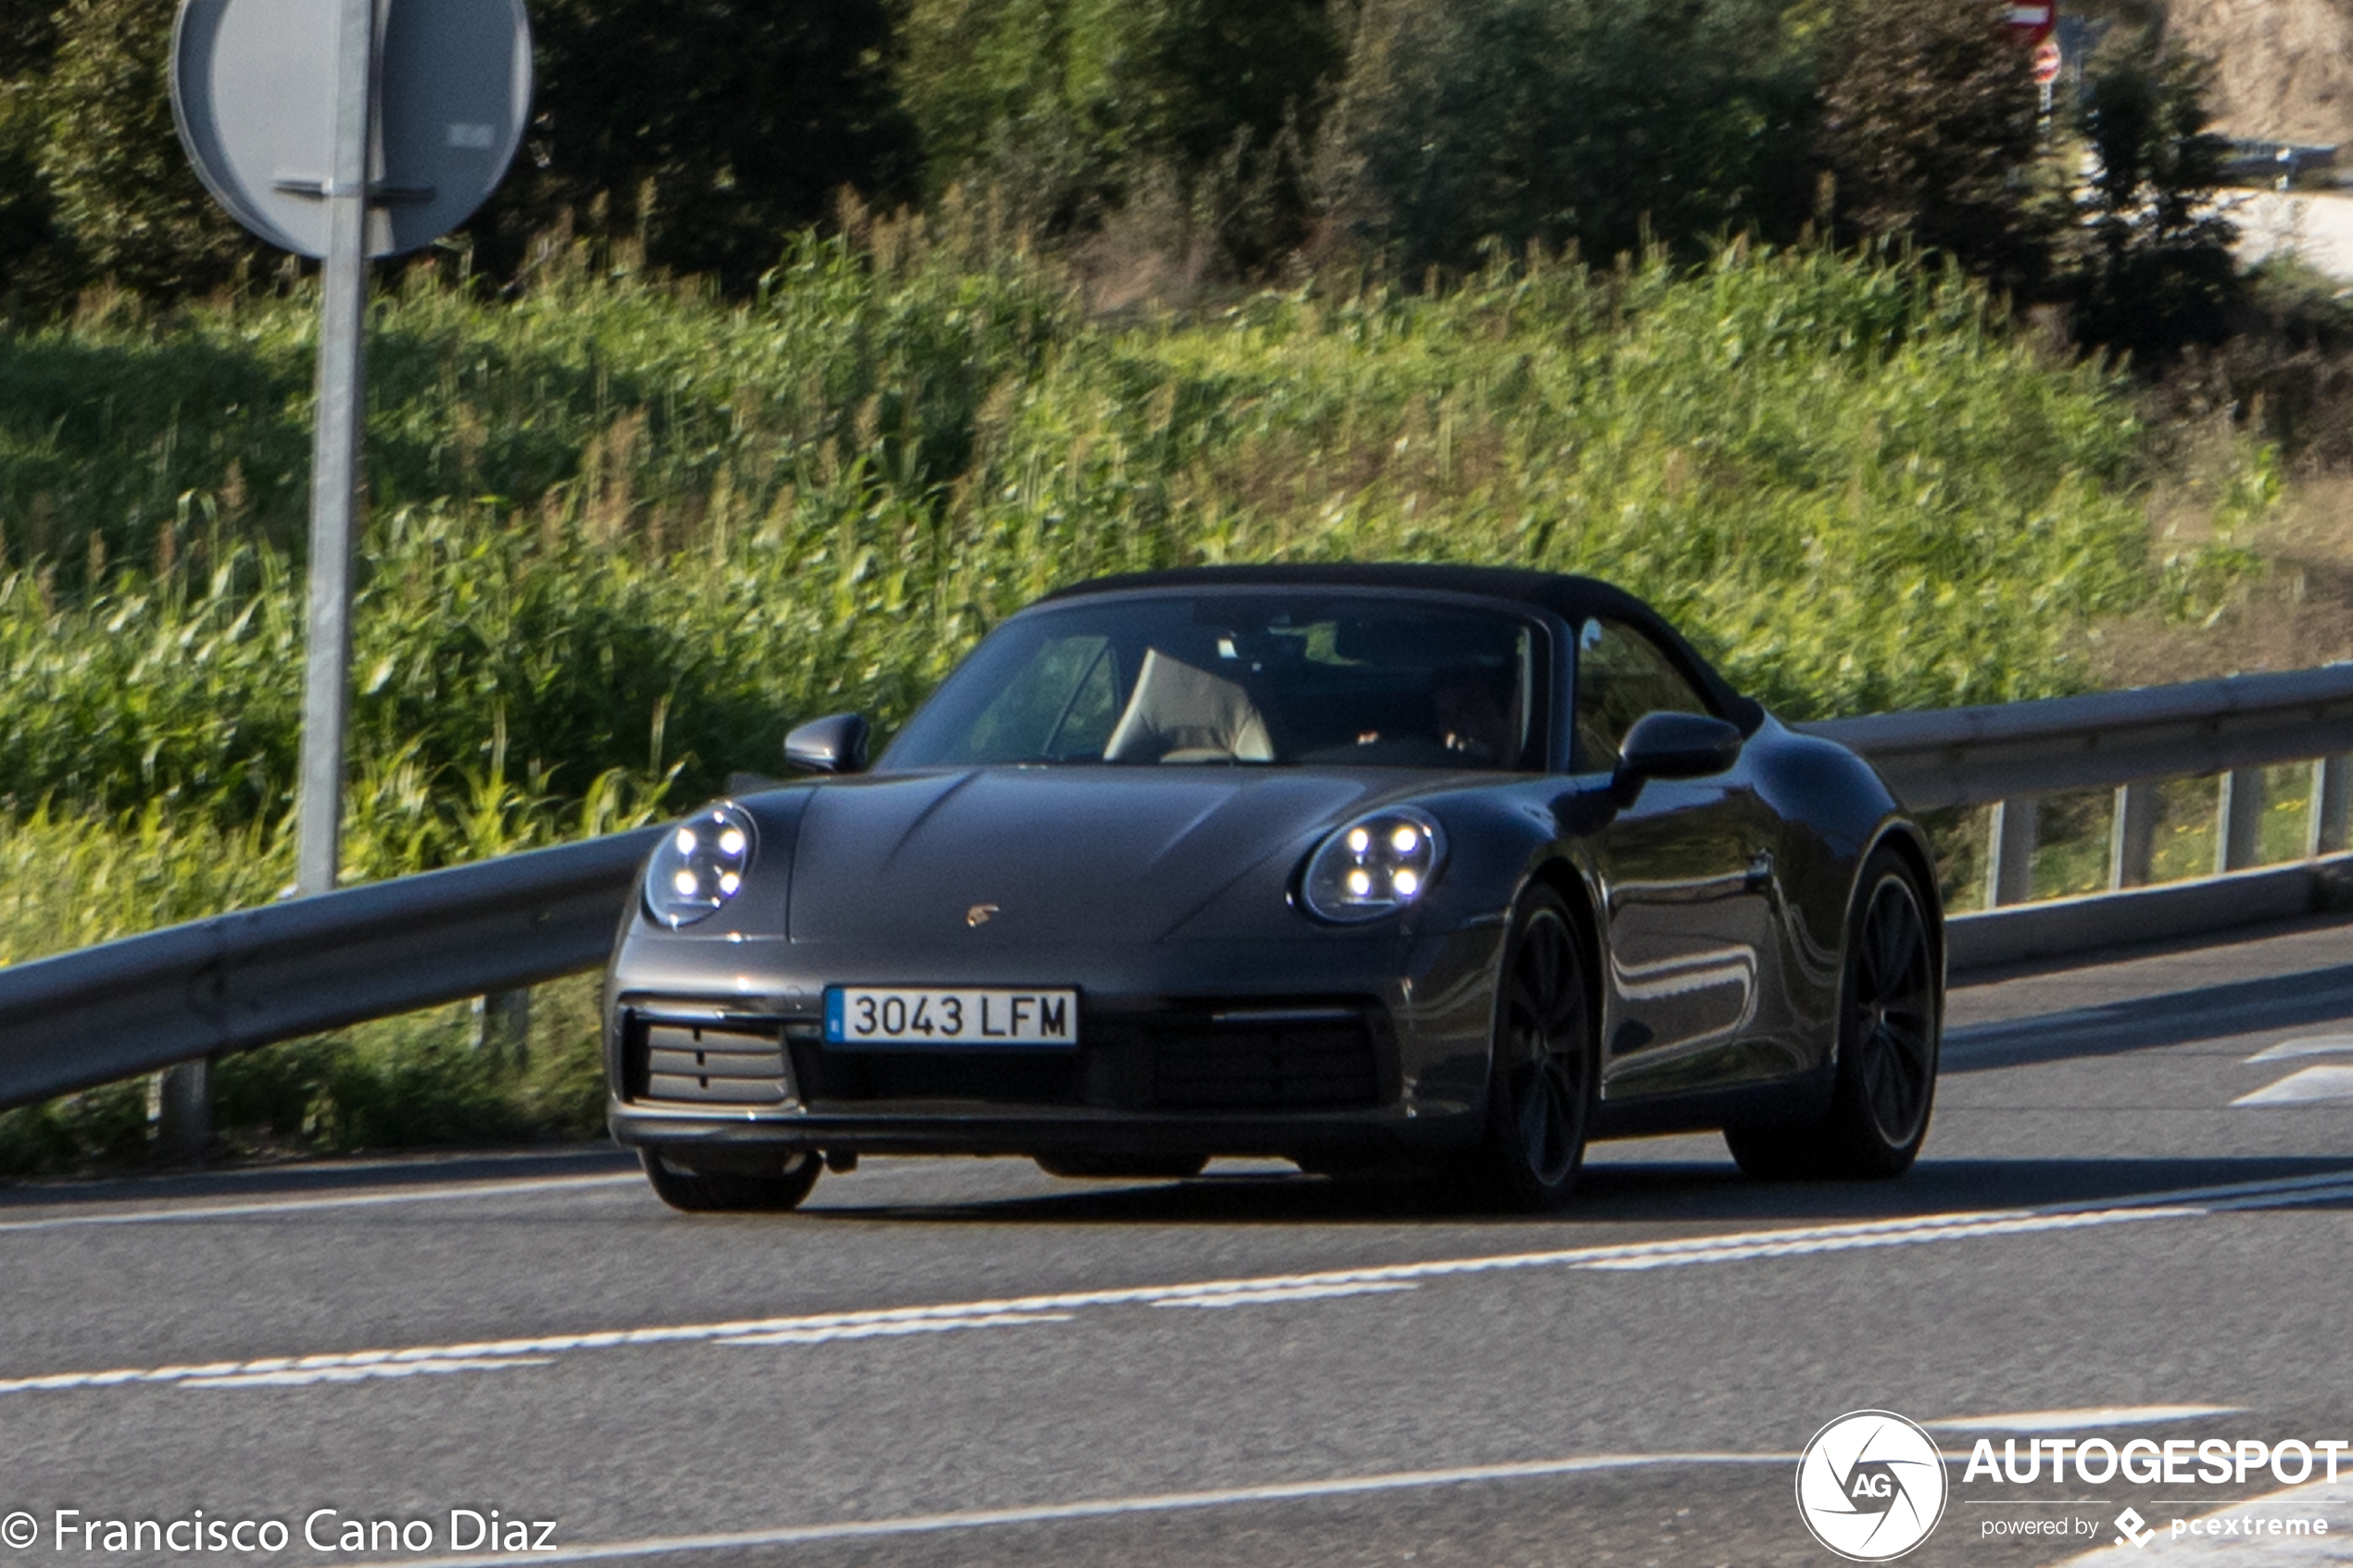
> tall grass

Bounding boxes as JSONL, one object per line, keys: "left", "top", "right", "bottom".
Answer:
{"left": 0, "top": 222, "right": 2274, "bottom": 1173}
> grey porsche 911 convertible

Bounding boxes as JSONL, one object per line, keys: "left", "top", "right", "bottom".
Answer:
{"left": 605, "top": 563, "right": 1943, "bottom": 1212}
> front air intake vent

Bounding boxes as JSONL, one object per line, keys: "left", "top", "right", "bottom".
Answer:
{"left": 632, "top": 1020, "right": 793, "bottom": 1107}
{"left": 1126, "top": 1005, "right": 1382, "bottom": 1111}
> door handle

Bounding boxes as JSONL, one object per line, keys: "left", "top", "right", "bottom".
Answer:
{"left": 1744, "top": 849, "right": 1775, "bottom": 892}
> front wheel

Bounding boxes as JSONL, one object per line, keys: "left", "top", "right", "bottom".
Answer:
{"left": 1727, "top": 848, "right": 1941, "bottom": 1181}
{"left": 1459, "top": 886, "right": 1596, "bottom": 1210}
{"left": 641, "top": 1148, "right": 822, "bottom": 1213}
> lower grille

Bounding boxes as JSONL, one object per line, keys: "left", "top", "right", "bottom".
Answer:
{"left": 634, "top": 1022, "right": 792, "bottom": 1106}
{"left": 1146, "top": 1017, "right": 1380, "bottom": 1111}
{"left": 793, "top": 1046, "right": 1080, "bottom": 1107}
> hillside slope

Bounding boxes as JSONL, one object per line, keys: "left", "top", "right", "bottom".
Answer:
{"left": 2166, "top": 0, "right": 2353, "bottom": 145}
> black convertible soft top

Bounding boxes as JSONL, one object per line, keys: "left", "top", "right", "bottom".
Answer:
{"left": 1048, "top": 562, "right": 1765, "bottom": 731}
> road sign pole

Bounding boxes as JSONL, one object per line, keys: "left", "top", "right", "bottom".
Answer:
{"left": 295, "top": 0, "right": 377, "bottom": 900}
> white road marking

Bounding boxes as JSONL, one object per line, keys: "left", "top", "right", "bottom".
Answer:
{"left": 0, "top": 1173, "right": 641, "bottom": 1234}
{"left": 2233, "top": 1066, "right": 2353, "bottom": 1106}
{"left": 356, "top": 1450, "right": 1804, "bottom": 1568}
{"left": 718, "top": 1312, "right": 1075, "bottom": 1346}
{"left": 1151, "top": 1281, "right": 1416, "bottom": 1309}
{"left": 6, "top": 1167, "right": 2347, "bottom": 1399}
{"left": 1925, "top": 1406, "right": 2242, "bottom": 1433}
{"left": 1573, "top": 1206, "right": 2197, "bottom": 1271}
{"left": 2247, "top": 1035, "right": 2353, "bottom": 1063}
{"left": 184, "top": 1357, "right": 555, "bottom": 1389}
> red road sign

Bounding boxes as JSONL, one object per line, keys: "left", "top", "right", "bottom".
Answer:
{"left": 2009, "top": 3, "right": 2055, "bottom": 44}
{"left": 2032, "top": 38, "right": 2062, "bottom": 83}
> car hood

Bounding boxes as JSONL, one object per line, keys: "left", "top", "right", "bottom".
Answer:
{"left": 784, "top": 769, "right": 1399, "bottom": 945}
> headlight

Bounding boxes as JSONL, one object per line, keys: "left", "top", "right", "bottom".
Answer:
{"left": 644, "top": 803, "right": 756, "bottom": 928}
{"left": 1299, "top": 807, "right": 1446, "bottom": 922}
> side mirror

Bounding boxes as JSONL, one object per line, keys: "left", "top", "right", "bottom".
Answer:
{"left": 1617, "top": 710, "right": 1743, "bottom": 784}
{"left": 784, "top": 712, "right": 871, "bottom": 775}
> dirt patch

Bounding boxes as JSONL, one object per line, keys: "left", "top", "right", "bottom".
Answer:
{"left": 2165, "top": 0, "right": 2353, "bottom": 146}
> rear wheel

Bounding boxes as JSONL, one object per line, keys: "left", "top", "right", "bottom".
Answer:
{"left": 1460, "top": 886, "right": 1595, "bottom": 1210}
{"left": 1035, "top": 1153, "right": 1210, "bottom": 1180}
{"left": 1726, "top": 848, "right": 1940, "bottom": 1180}
{"left": 640, "top": 1148, "right": 822, "bottom": 1212}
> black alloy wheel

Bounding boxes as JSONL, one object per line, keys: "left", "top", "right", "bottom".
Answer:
{"left": 1848, "top": 868, "right": 1939, "bottom": 1154}
{"left": 1464, "top": 886, "right": 1595, "bottom": 1210}
{"left": 1726, "top": 847, "right": 1940, "bottom": 1180}
{"left": 641, "top": 1148, "right": 823, "bottom": 1213}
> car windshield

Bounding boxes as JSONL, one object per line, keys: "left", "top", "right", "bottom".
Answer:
{"left": 882, "top": 593, "right": 1542, "bottom": 770}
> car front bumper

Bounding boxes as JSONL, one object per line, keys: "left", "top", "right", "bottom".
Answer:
{"left": 602, "top": 924, "right": 1507, "bottom": 1163}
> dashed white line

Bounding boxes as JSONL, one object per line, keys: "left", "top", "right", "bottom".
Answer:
{"left": 2233, "top": 1066, "right": 2353, "bottom": 1106}
{"left": 2247, "top": 1035, "right": 2353, "bottom": 1064}
{"left": 1574, "top": 1206, "right": 2198, "bottom": 1270}
{"left": 4, "top": 1166, "right": 2347, "bottom": 1399}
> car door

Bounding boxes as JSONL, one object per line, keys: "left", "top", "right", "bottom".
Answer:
{"left": 1570, "top": 617, "right": 1778, "bottom": 1098}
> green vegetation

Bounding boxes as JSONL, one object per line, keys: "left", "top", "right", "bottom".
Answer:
{"left": 1, "top": 234, "right": 2267, "bottom": 856}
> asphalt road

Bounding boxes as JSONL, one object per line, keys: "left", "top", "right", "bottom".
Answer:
{"left": 6, "top": 918, "right": 2353, "bottom": 1568}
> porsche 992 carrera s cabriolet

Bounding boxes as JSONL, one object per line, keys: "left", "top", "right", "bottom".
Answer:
{"left": 605, "top": 563, "right": 1943, "bottom": 1212}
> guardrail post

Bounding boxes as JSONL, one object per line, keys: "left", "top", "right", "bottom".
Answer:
{"left": 2108, "top": 783, "right": 2158, "bottom": 890}
{"left": 155, "top": 1059, "right": 211, "bottom": 1163}
{"left": 471, "top": 988, "right": 532, "bottom": 1065}
{"left": 1984, "top": 798, "right": 2039, "bottom": 907}
{"left": 2309, "top": 757, "right": 2351, "bottom": 858}
{"left": 2217, "top": 767, "right": 2267, "bottom": 872}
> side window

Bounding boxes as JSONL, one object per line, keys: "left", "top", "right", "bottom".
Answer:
{"left": 1573, "top": 620, "right": 1709, "bottom": 771}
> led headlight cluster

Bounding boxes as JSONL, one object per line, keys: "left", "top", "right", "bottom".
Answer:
{"left": 1300, "top": 807, "right": 1445, "bottom": 922}
{"left": 643, "top": 803, "right": 755, "bottom": 928}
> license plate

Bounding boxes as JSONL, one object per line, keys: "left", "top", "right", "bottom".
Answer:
{"left": 824, "top": 987, "right": 1078, "bottom": 1047}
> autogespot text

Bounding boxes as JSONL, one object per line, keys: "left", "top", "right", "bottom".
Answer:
{"left": 31, "top": 1508, "right": 557, "bottom": 1554}
{"left": 1961, "top": 1435, "right": 2350, "bottom": 1487}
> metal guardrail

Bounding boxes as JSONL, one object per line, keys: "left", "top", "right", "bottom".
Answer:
{"left": 0, "top": 827, "right": 657, "bottom": 1114}
{"left": 4, "top": 662, "right": 2353, "bottom": 1123}
{"left": 1800, "top": 662, "right": 2353, "bottom": 909}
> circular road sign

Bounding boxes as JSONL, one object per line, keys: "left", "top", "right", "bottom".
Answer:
{"left": 2032, "top": 39, "right": 2063, "bottom": 84}
{"left": 171, "top": 0, "right": 532, "bottom": 259}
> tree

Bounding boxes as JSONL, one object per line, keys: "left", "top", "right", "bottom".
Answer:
{"left": 2068, "top": 38, "right": 2236, "bottom": 361}
{"left": 37, "top": 0, "right": 258, "bottom": 299}
{"left": 1316, "top": 0, "right": 1821, "bottom": 277}
{"left": 469, "top": 0, "right": 919, "bottom": 291}
{"left": 895, "top": 0, "right": 1340, "bottom": 257}
{"left": 1816, "top": 0, "right": 2055, "bottom": 297}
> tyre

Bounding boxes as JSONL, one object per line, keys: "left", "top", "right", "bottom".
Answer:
{"left": 640, "top": 1148, "right": 823, "bottom": 1213}
{"left": 1034, "top": 1153, "right": 1211, "bottom": 1180}
{"left": 1459, "top": 885, "right": 1596, "bottom": 1210}
{"left": 1726, "top": 847, "right": 1941, "bottom": 1181}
